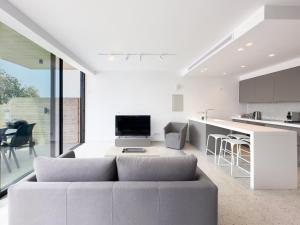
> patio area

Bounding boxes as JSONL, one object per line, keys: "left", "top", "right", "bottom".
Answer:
{"left": 0, "top": 144, "right": 51, "bottom": 189}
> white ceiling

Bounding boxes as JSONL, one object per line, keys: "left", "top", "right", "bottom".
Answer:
{"left": 0, "top": 21, "right": 50, "bottom": 69}
{"left": 7, "top": 0, "right": 300, "bottom": 74}
{"left": 188, "top": 14, "right": 300, "bottom": 77}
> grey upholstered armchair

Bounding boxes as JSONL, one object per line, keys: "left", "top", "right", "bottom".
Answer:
{"left": 164, "top": 122, "right": 188, "bottom": 150}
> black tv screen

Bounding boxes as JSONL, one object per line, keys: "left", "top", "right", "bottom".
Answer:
{"left": 115, "top": 115, "right": 151, "bottom": 136}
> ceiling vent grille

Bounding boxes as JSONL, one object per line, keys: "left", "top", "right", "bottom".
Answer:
{"left": 186, "top": 34, "right": 234, "bottom": 73}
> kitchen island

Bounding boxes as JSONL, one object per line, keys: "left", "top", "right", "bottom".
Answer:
{"left": 189, "top": 118, "right": 298, "bottom": 190}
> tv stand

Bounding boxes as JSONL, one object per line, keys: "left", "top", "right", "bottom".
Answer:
{"left": 115, "top": 136, "right": 151, "bottom": 147}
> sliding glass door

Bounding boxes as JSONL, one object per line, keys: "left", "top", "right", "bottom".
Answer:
{"left": 62, "top": 62, "right": 81, "bottom": 152}
{"left": 0, "top": 21, "right": 55, "bottom": 191}
{"left": 0, "top": 21, "right": 85, "bottom": 196}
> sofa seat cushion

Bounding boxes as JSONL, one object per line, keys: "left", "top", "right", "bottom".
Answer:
{"left": 34, "top": 156, "right": 117, "bottom": 182}
{"left": 117, "top": 155, "right": 197, "bottom": 181}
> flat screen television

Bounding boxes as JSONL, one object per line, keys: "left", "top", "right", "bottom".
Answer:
{"left": 115, "top": 115, "right": 151, "bottom": 136}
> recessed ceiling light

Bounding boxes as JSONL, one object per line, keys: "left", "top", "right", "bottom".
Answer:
{"left": 268, "top": 53, "right": 275, "bottom": 57}
{"left": 237, "top": 48, "right": 244, "bottom": 52}
{"left": 108, "top": 55, "right": 115, "bottom": 61}
{"left": 223, "top": 72, "right": 227, "bottom": 75}
{"left": 241, "top": 65, "right": 247, "bottom": 68}
{"left": 246, "top": 42, "right": 253, "bottom": 47}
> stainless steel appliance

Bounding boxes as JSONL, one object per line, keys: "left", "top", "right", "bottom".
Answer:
{"left": 253, "top": 111, "right": 262, "bottom": 120}
{"left": 285, "top": 112, "right": 300, "bottom": 123}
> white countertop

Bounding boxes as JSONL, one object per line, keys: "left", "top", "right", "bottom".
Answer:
{"left": 189, "top": 118, "right": 295, "bottom": 134}
{"left": 232, "top": 117, "right": 300, "bottom": 129}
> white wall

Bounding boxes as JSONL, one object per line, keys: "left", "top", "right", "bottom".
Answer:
{"left": 86, "top": 72, "right": 245, "bottom": 142}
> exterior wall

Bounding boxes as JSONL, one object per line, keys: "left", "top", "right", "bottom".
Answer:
{"left": 0, "top": 97, "right": 79, "bottom": 144}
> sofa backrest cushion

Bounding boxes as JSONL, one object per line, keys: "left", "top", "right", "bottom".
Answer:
{"left": 116, "top": 155, "right": 198, "bottom": 181}
{"left": 34, "top": 156, "right": 117, "bottom": 182}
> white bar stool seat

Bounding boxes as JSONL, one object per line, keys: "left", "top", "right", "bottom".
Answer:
{"left": 206, "top": 134, "right": 228, "bottom": 163}
{"left": 227, "top": 133, "right": 249, "bottom": 140}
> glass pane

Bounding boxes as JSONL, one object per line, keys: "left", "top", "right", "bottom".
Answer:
{"left": 63, "top": 62, "right": 80, "bottom": 152}
{"left": 0, "top": 22, "right": 56, "bottom": 190}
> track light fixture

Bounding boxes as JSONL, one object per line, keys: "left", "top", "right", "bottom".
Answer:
{"left": 98, "top": 53, "right": 175, "bottom": 62}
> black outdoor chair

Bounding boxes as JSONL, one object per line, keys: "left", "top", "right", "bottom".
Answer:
{"left": 2, "top": 123, "right": 37, "bottom": 171}
{"left": 0, "top": 128, "right": 7, "bottom": 143}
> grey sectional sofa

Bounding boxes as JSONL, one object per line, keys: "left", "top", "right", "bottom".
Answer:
{"left": 8, "top": 154, "right": 218, "bottom": 225}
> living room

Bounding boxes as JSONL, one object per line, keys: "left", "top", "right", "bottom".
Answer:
{"left": 1, "top": 1, "right": 300, "bottom": 225}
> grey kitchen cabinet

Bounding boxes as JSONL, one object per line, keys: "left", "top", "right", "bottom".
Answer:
{"left": 239, "top": 66, "right": 300, "bottom": 103}
{"left": 239, "top": 76, "right": 274, "bottom": 103}
{"left": 254, "top": 75, "right": 274, "bottom": 103}
{"left": 239, "top": 78, "right": 256, "bottom": 103}
{"left": 273, "top": 66, "right": 300, "bottom": 102}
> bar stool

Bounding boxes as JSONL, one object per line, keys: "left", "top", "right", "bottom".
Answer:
{"left": 206, "top": 134, "right": 228, "bottom": 163}
{"left": 218, "top": 138, "right": 249, "bottom": 176}
{"left": 236, "top": 138, "right": 251, "bottom": 175}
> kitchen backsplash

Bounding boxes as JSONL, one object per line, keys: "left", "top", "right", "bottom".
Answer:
{"left": 247, "top": 103, "right": 300, "bottom": 121}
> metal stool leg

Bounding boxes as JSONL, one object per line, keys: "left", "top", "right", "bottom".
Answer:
{"left": 10, "top": 147, "right": 20, "bottom": 168}
{"left": 237, "top": 144, "right": 241, "bottom": 166}
{"left": 205, "top": 135, "right": 211, "bottom": 155}
{"left": 31, "top": 146, "right": 37, "bottom": 157}
{"left": 218, "top": 139, "right": 227, "bottom": 165}
{"left": 1, "top": 150, "right": 12, "bottom": 173}
{"left": 214, "top": 138, "right": 218, "bottom": 163}
{"left": 218, "top": 140, "right": 223, "bottom": 165}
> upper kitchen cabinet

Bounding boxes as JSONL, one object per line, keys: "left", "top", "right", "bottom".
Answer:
{"left": 254, "top": 75, "right": 274, "bottom": 103}
{"left": 239, "top": 66, "right": 300, "bottom": 103}
{"left": 239, "top": 78, "right": 256, "bottom": 103}
{"left": 239, "top": 75, "right": 274, "bottom": 103}
{"left": 274, "top": 66, "right": 300, "bottom": 102}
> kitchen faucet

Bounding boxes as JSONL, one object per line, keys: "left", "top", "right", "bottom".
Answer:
{"left": 198, "top": 109, "right": 216, "bottom": 121}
